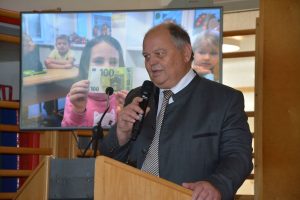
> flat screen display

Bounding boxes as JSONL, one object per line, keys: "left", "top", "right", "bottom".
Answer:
{"left": 20, "top": 7, "right": 222, "bottom": 130}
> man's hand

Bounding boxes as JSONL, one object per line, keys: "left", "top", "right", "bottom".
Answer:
{"left": 116, "top": 97, "right": 145, "bottom": 146}
{"left": 182, "top": 181, "right": 221, "bottom": 200}
{"left": 115, "top": 90, "right": 128, "bottom": 113}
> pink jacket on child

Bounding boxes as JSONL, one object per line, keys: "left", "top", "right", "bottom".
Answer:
{"left": 61, "top": 93, "right": 117, "bottom": 128}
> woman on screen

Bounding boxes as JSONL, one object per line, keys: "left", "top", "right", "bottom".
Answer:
{"left": 61, "top": 35, "right": 127, "bottom": 128}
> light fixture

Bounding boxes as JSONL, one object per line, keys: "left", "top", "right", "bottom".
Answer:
{"left": 222, "top": 37, "right": 240, "bottom": 53}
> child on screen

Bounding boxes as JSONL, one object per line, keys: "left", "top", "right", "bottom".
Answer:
{"left": 192, "top": 30, "right": 220, "bottom": 81}
{"left": 61, "top": 35, "right": 127, "bottom": 128}
{"left": 45, "top": 34, "right": 75, "bottom": 69}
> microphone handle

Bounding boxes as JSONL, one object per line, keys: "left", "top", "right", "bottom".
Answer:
{"left": 97, "top": 89, "right": 113, "bottom": 128}
{"left": 131, "top": 96, "right": 148, "bottom": 141}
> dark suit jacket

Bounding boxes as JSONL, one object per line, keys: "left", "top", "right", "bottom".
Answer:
{"left": 100, "top": 75, "right": 253, "bottom": 200}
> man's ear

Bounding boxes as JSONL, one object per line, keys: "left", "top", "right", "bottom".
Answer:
{"left": 183, "top": 44, "right": 193, "bottom": 63}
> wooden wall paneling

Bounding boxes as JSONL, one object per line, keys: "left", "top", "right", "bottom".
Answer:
{"left": 0, "top": 34, "right": 19, "bottom": 44}
{"left": 0, "top": 101, "right": 52, "bottom": 199}
{"left": 39, "top": 131, "right": 56, "bottom": 161}
{"left": 258, "top": 0, "right": 300, "bottom": 199}
{"left": 254, "top": 17, "right": 263, "bottom": 200}
{"left": 0, "top": 9, "right": 20, "bottom": 43}
{"left": 0, "top": 8, "right": 19, "bottom": 19}
{"left": 56, "top": 131, "right": 77, "bottom": 158}
{"left": 40, "top": 131, "right": 77, "bottom": 159}
{"left": 223, "top": 11, "right": 258, "bottom": 31}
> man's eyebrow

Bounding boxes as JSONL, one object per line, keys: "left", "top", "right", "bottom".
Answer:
{"left": 143, "top": 48, "right": 166, "bottom": 54}
{"left": 142, "top": 51, "right": 150, "bottom": 56}
{"left": 154, "top": 48, "right": 166, "bottom": 52}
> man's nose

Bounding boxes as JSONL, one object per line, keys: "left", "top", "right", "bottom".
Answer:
{"left": 147, "top": 55, "right": 158, "bottom": 66}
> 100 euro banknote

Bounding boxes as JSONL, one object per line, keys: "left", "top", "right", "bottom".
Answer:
{"left": 88, "top": 66, "right": 133, "bottom": 93}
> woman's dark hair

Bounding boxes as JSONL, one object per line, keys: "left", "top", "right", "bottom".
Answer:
{"left": 79, "top": 35, "right": 125, "bottom": 79}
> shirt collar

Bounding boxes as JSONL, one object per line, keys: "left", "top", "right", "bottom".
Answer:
{"left": 160, "top": 68, "right": 196, "bottom": 95}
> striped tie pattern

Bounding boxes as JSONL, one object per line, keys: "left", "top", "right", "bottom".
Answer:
{"left": 141, "top": 90, "right": 173, "bottom": 176}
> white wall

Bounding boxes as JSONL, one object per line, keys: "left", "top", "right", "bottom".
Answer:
{"left": 0, "top": 41, "right": 20, "bottom": 100}
{"left": 0, "top": 61, "right": 20, "bottom": 100}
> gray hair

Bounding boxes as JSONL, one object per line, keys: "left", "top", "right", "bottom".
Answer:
{"left": 145, "top": 23, "right": 194, "bottom": 61}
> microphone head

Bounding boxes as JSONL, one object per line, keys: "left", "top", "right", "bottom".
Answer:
{"left": 141, "top": 80, "right": 154, "bottom": 96}
{"left": 105, "top": 87, "right": 114, "bottom": 96}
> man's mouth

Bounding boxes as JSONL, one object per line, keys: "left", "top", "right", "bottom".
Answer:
{"left": 198, "top": 63, "right": 212, "bottom": 67}
{"left": 151, "top": 69, "right": 162, "bottom": 77}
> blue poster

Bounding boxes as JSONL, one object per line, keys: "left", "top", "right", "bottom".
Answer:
{"left": 153, "top": 11, "right": 182, "bottom": 26}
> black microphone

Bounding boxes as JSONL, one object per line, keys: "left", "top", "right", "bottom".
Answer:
{"left": 105, "top": 86, "right": 114, "bottom": 109}
{"left": 82, "top": 86, "right": 114, "bottom": 157}
{"left": 131, "top": 80, "right": 154, "bottom": 141}
{"left": 105, "top": 86, "right": 114, "bottom": 96}
{"left": 97, "top": 86, "right": 114, "bottom": 127}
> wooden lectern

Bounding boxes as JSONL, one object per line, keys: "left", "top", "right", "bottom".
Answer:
{"left": 14, "top": 156, "right": 192, "bottom": 200}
